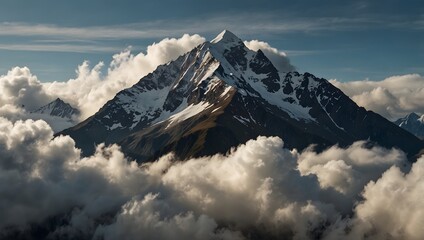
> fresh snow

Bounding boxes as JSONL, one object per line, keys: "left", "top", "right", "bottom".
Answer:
{"left": 117, "top": 87, "right": 169, "bottom": 118}
{"left": 251, "top": 78, "right": 315, "bottom": 121}
{"left": 114, "top": 85, "right": 171, "bottom": 129}
{"left": 30, "top": 98, "right": 80, "bottom": 132}
{"left": 204, "top": 77, "right": 222, "bottom": 95}
{"left": 110, "top": 123, "right": 123, "bottom": 130}
{"left": 234, "top": 115, "right": 250, "bottom": 125}
{"left": 211, "top": 37, "right": 316, "bottom": 122}
{"left": 220, "top": 86, "right": 233, "bottom": 98}
{"left": 211, "top": 30, "right": 241, "bottom": 46}
{"left": 317, "top": 98, "right": 345, "bottom": 131}
{"left": 28, "top": 112, "right": 75, "bottom": 133}
{"left": 165, "top": 102, "right": 212, "bottom": 129}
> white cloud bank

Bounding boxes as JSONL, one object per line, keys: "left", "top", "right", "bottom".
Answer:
{"left": 0, "top": 117, "right": 422, "bottom": 239}
{"left": 330, "top": 74, "right": 424, "bottom": 120}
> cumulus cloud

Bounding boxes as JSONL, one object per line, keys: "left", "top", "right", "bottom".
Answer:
{"left": 1, "top": 116, "right": 421, "bottom": 239}
{"left": 298, "top": 141, "right": 405, "bottom": 195}
{"left": 43, "top": 34, "right": 206, "bottom": 119}
{"left": 330, "top": 74, "right": 424, "bottom": 120}
{"left": 325, "top": 157, "right": 424, "bottom": 240}
{"left": 0, "top": 67, "right": 52, "bottom": 111}
{"left": 0, "top": 117, "right": 150, "bottom": 238}
{"left": 95, "top": 193, "right": 244, "bottom": 240}
{"left": 0, "top": 104, "right": 27, "bottom": 121}
{"left": 0, "top": 34, "right": 205, "bottom": 122}
{"left": 244, "top": 40, "right": 296, "bottom": 73}
{"left": 349, "top": 159, "right": 424, "bottom": 240}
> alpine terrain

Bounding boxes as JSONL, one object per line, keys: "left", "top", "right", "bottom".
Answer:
{"left": 31, "top": 98, "right": 80, "bottom": 132}
{"left": 60, "top": 30, "right": 424, "bottom": 162}
{"left": 394, "top": 112, "right": 424, "bottom": 139}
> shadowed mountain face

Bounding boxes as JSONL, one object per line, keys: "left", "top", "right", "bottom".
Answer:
{"left": 395, "top": 113, "right": 424, "bottom": 139}
{"left": 60, "top": 30, "right": 424, "bottom": 162}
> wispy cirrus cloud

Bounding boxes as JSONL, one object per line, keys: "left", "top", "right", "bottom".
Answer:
{"left": 0, "top": 15, "right": 382, "bottom": 41}
{"left": 1, "top": 12, "right": 416, "bottom": 55}
{"left": 0, "top": 16, "right": 346, "bottom": 54}
{"left": 0, "top": 43, "right": 131, "bottom": 53}
{"left": 0, "top": 22, "right": 154, "bottom": 40}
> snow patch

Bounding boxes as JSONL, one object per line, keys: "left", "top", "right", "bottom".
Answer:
{"left": 220, "top": 86, "right": 233, "bottom": 98}
{"left": 234, "top": 115, "right": 250, "bottom": 125}
{"left": 110, "top": 123, "right": 123, "bottom": 130}
{"left": 114, "top": 85, "right": 171, "bottom": 129}
{"left": 248, "top": 73, "right": 315, "bottom": 122}
{"left": 317, "top": 95, "right": 345, "bottom": 131}
{"left": 165, "top": 102, "right": 212, "bottom": 129}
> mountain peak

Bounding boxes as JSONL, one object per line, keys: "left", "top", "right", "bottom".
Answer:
{"left": 395, "top": 112, "right": 424, "bottom": 139}
{"left": 53, "top": 97, "right": 66, "bottom": 105}
{"left": 61, "top": 32, "right": 424, "bottom": 161}
{"left": 211, "top": 30, "right": 243, "bottom": 46}
{"left": 33, "top": 98, "right": 80, "bottom": 119}
{"left": 406, "top": 112, "right": 420, "bottom": 120}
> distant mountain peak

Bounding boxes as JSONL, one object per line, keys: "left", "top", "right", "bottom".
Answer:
{"left": 29, "top": 98, "right": 80, "bottom": 133}
{"left": 33, "top": 98, "right": 80, "bottom": 119}
{"left": 406, "top": 112, "right": 420, "bottom": 120}
{"left": 395, "top": 112, "right": 424, "bottom": 139}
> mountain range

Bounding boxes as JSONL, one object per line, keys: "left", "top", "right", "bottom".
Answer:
{"left": 60, "top": 30, "right": 424, "bottom": 162}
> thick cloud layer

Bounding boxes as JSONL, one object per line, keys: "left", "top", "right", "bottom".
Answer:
{"left": 325, "top": 158, "right": 424, "bottom": 240}
{"left": 298, "top": 142, "right": 404, "bottom": 195}
{"left": 349, "top": 160, "right": 424, "bottom": 240}
{"left": 0, "top": 117, "right": 422, "bottom": 239}
{"left": 330, "top": 74, "right": 424, "bottom": 120}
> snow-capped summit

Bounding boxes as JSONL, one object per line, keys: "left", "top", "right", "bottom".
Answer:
{"left": 33, "top": 98, "right": 80, "bottom": 119}
{"left": 61, "top": 30, "right": 423, "bottom": 161}
{"left": 394, "top": 112, "right": 424, "bottom": 139}
{"left": 211, "top": 30, "right": 244, "bottom": 45}
{"left": 31, "top": 98, "right": 80, "bottom": 132}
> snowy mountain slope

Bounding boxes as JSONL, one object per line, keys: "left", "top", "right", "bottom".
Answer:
{"left": 60, "top": 30, "right": 424, "bottom": 161}
{"left": 394, "top": 113, "right": 424, "bottom": 139}
{"left": 32, "top": 98, "right": 80, "bottom": 119}
{"left": 31, "top": 98, "right": 80, "bottom": 132}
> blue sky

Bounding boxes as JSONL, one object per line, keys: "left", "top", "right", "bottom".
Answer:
{"left": 0, "top": 0, "right": 422, "bottom": 82}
